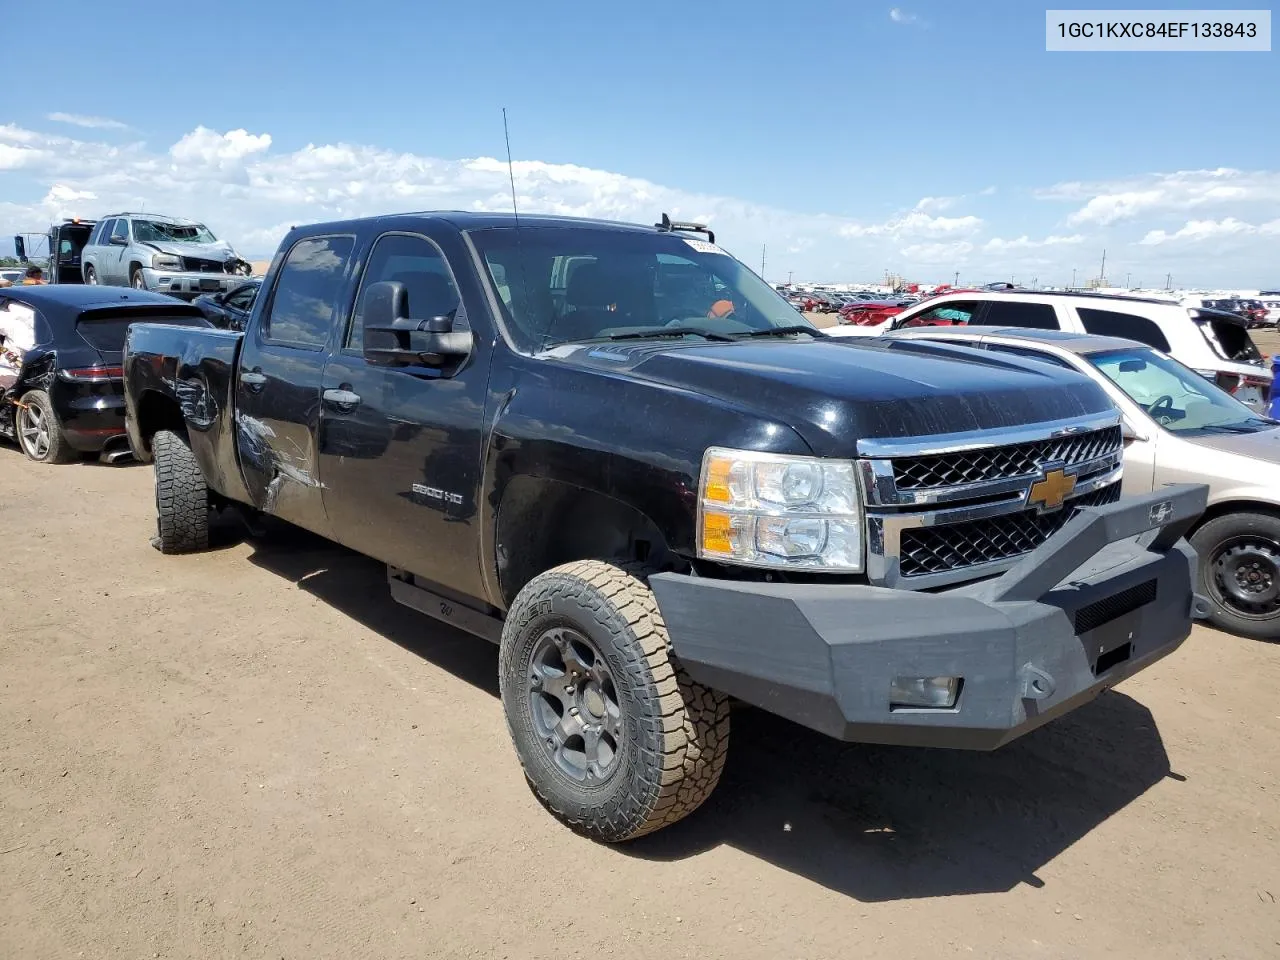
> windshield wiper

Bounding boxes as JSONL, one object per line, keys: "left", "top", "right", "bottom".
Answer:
{"left": 597, "top": 327, "right": 737, "bottom": 342}
{"left": 732, "top": 325, "right": 827, "bottom": 339}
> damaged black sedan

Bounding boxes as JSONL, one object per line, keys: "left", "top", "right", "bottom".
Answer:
{"left": 0, "top": 286, "right": 209, "bottom": 463}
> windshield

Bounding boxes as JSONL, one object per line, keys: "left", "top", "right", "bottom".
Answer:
{"left": 1089, "top": 347, "right": 1272, "bottom": 435}
{"left": 468, "top": 226, "right": 814, "bottom": 350}
{"left": 132, "top": 220, "right": 217, "bottom": 244}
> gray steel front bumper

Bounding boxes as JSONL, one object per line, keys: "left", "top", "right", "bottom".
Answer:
{"left": 650, "top": 484, "right": 1210, "bottom": 750}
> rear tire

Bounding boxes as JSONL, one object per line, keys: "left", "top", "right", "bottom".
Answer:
{"left": 499, "top": 560, "right": 730, "bottom": 842}
{"left": 1190, "top": 511, "right": 1280, "bottom": 641}
{"left": 152, "top": 429, "right": 209, "bottom": 553}
{"left": 15, "top": 390, "right": 74, "bottom": 463}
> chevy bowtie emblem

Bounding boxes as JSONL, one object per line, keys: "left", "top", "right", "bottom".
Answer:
{"left": 1028, "top": 467, "right": 1076, "bottom": 512}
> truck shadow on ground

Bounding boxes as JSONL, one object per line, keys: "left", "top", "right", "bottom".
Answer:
{"left": 245, "top": 524, "right": 1180, "bottom": 903}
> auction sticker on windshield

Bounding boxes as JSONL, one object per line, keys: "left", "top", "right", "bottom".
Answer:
{"left": 684, "top": 239, "right": 728, "bottom": 255}
{"left": 1046, "top": 10, "right": 1271, "bottom": 51}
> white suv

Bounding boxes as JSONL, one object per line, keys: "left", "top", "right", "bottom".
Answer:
{"left": 828, "top": 289, "right": 1273, "bottom": 412}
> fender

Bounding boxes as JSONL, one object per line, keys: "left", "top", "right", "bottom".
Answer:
{"left": 123, "top": 322, "right": 251, "bottom": 504}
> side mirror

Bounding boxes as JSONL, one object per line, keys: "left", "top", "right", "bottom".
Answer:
{"left": 109, "top": 235, "right": 128, "bottom": 246}
{"left": 360, "top": 281, "right": 471, "bottom": 368}
{"left": 1121, "top": 419, "right": 1148, "bottom": 444}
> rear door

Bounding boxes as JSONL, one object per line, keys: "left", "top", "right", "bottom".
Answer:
{"left": 234, "top": 233, "right": 356, "bottom": 536}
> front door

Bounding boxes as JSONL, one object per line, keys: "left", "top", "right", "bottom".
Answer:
{"left": 102, "top": 218, "right": 131, "bottom": 284}
{"left": 318, "top": 230, "right": 492, "bottom": 602}
{"left": 235, "top": 233, "right": 356, "bottom": 537}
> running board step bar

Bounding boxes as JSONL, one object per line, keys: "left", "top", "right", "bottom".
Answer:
{"left": 387, "top": 567, "right": 504, "bottom": 643}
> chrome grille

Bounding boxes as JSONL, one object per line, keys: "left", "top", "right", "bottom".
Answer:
{"left": 891, "top": 425, "right": 1122, "bottom": 490}
{"left": 898, "top": 482, "right": 1123, "bottom": 578}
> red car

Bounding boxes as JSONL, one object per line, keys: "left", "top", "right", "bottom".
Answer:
{"left": 838, "top": 299, "right": 908, "bottom": 326}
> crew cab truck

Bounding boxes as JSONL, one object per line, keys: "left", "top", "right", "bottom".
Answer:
{"left": 123, "top": 212, "right": 1209, "bottom": 842}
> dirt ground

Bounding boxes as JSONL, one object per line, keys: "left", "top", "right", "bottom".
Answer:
{"left": 2, "top": 447, "right": 1279, "bottom": 960}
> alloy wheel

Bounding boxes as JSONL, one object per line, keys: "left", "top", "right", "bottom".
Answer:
{"left": 16, "top": 402, "right": 50, "bottom": 460}
{"left": 527, "top": 626, "right": 623, "bottom": 783}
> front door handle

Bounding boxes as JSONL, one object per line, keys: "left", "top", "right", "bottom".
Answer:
{"left": 241, "top": 368, "right": 267, "bottom": 391}
{"left": 323, "top": 388, "right": 361, "bottom": 408}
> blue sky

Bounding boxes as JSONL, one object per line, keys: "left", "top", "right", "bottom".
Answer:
{"left": 2, "top": 0, "right": 1277, "bottom": 286}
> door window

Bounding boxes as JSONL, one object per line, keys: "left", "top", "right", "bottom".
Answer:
{"left": 346, "top": 233, "right": 460, "bottom": 352}
{"left": 981, "top": 300, "right": 1060, "bottom": 330}
{"left": 225, "top": 284, "right": 258, "bottom": 311}
{"left": 1077, "top": 307, "right": 1171, "bottom": 352}
{"left": 95, "top": 219, "right": 116, "bottom": 243}
{"left": 87, "top": 221, "right": 106, "bottom": 245}
{"left": 894, "top": 300, "right": 981, "bottom": 329}
{"left": 262, "top": 236, "right": 355, "bottom": 348}
{"left": 110, "top": 219, "right": 130, "bottom": 243}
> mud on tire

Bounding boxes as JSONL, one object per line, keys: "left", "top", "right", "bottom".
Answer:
{"left": 152, "top": 429, "right": 209, "bottom": 554}
{"left": 498, "top": 560, "right": 730, "bottom": 842}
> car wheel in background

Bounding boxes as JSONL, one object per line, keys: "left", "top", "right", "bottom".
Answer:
{"left": 83, "top": 265, "right": 97, "bottom": 284}
{"left": 14, "top": 390, "right": 74, "bottom": 463}
{"left": 1191, "top": 512, "right": 1280, "bottom": 641}
{"left": 152, "top": 429, "right": 210, "bottom": 554}
{"left": 498, "top": 560, "right": 730, "bottom": 842}
{"left": 131, "top": 268, "right": 146, "bottom": 290}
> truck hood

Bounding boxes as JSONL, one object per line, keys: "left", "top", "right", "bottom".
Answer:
{"left": 136, "top": 239, "right": 239, "bottom": 260}
{"left": 549, "top": 337, "right": 1113, "bottom": 457}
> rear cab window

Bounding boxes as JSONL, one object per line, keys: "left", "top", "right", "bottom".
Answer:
{"left": 262, "top": 235, "right": 356, "bottom": 349}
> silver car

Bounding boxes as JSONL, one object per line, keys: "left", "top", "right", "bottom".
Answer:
{"left": 79, "top": 213, "right": 251, "bottom": 300}
{"left": 883, "top": 325, "right": 1280, "bottom": 641}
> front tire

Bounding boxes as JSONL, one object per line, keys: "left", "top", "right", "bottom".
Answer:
{"left": 83, "top": 264, "right": 97, "bottom": 284}
{"left": 15, "top": 390, "right": 74, "bottom": 463}
{"left": 131, "top": 267, "right": 146, "bottom": 290}
{"left": 1190, "top": 511, "right": 1280, "bottom": 641}
{"left": 152, "top": 429, "right": 209, "bottom": 553}
{"left": 499, "top": 560, "right": 730, "bottom": 842}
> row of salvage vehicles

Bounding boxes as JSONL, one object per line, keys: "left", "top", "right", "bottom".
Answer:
{"left": 0, "top": 210, "right": 1274, "bottom": 843}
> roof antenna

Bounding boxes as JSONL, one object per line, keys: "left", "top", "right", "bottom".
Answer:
{"left": 503, "top": 108, "right": 519, "bottom": 227}
{"left": 503, "top": 109, "right": 542, "bottom": 351}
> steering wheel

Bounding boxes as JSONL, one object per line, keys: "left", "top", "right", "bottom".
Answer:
{"left": 1147, "top": 394, "right": 1176, "bottom": 424}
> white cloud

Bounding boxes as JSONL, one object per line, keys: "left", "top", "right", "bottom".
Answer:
{"left": 1140, "top": 217, "right": 1279, "bottom": 245}
{"left": 1039, "top": 168, "right": 1280, "bottom": 226}
{"left": 0, "top": 122, "right": 1276, "bottom": 286}
{"left": 889, "top": 8, "right": 922, "bottom": 26}
{"left": 984, "top": 234, "right": 1084, "bottom": 252}
{"left": 170, "top": 126, "right": 272, "bottom": 166}
{"left": 46, "top": 112, "right": 128, "bottom": 130}
{"left": 840, "top": 210, "right": 983, "bottom": 239}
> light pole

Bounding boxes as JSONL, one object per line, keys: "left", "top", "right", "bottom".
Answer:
{"left": 787, "top": 271, "right": 793, "bottom": 285}
{"left": 1071, "top": 268, "right": 1077, "bottom": 289}
{"left": 953, "top": 270, "right": 960, "bottom": 287}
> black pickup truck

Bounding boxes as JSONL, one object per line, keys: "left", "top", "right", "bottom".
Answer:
{"left": 123, "top": 211, "right": 1209, "bottom": 842}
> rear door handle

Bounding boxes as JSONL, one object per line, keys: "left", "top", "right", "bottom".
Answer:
{"left": 323, "top": 388, "right": 361, "bottom": 408}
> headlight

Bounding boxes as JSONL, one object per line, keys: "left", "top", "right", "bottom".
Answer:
{"left": 152, "top": 254, "right": 182, "bottom": 271}
{"left": 697, "top": 446, "right": 863, "bottom": 572}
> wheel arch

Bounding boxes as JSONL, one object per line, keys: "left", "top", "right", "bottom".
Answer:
{"left": 130, "top": 388, "right": 187, "bottom": 456}
{"left": 494, "top": 476, "right": 679, "bottom": 610}
{"left": 1190, "top": 498, "right": 1280, "bottom": 536}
